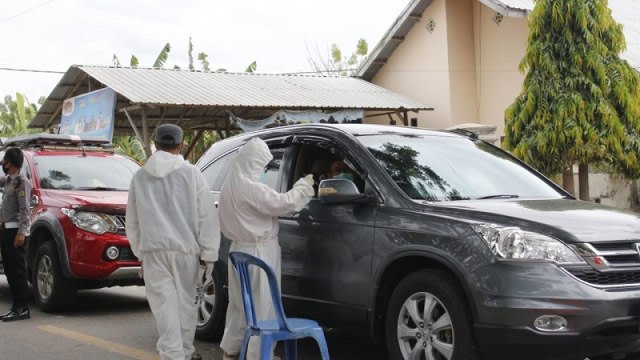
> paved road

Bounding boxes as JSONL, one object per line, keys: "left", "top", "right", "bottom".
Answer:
{"left": 0, "top": 277, "right": 387, "bottom": 360}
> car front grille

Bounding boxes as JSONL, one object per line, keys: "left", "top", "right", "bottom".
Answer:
{"left": 565, "top": 268, "right": 640, "bottom": 286}
{"left": 113, "top": 215, "right": 126, "bottom": 234}
{"left": 590, "top": 241, "right": 640, "bottom": 267}
{"left": 567, "top": 240, "right": 640, "bottom": 288}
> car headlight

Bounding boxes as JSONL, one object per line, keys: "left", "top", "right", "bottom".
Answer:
{"left": 61, "top": 208, "right": 118, "bottom": 234}
{"left": 471, "top": 224, "right": 584, "bottom": 264}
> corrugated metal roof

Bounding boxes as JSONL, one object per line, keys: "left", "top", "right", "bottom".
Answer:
{"left": 358, "top": 0, "right": 640, "bottom": 80}
{"left": 30, "top": 65, "right": 432, "bottom": 131}
{"left": 78, "top": 66, "right": 430, "bottom": 109}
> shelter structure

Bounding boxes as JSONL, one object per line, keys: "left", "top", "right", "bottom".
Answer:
{"left": 29, "top": 65, "right": 432, "bottom": 156}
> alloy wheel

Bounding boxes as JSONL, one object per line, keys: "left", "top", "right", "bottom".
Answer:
{"left": 196, "top": 272, "right": 216, "bottom": 326}
{"left": 396, "top": 292, "right": 454, "bottom": 360}
{"left": 37, "top": 255, "right": 54, "bottom": 300}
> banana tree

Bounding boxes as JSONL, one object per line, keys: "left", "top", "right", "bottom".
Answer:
{"left": 0, "top": 93, "right": 40, "bottom": 137}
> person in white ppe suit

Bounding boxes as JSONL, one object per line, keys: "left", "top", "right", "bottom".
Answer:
{"left": 219, "top": 137, "right": 314, "bottom": 360}
{"left": 126, "top": 124, "right": 220, "bottom": 360}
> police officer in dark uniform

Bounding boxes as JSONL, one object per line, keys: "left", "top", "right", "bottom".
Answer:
{"left": 0, "top": 147, "right": 32, "bottom": 321}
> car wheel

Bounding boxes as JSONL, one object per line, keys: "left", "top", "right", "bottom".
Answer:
{"left": 33, "top": 241, "right": 77, "bottom": 312}
{"left": 195, "top": 262, "right": 228, "bottom": 341}
{"left": 386, "top": 269, "right": 479, "bottom": 360}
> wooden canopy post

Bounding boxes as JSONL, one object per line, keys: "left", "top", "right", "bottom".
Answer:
{"left": 184, "top": 129, "right": 204, "bottom": 160}
{"left": 141, "top": 107, "right": 152, "bottom": 157}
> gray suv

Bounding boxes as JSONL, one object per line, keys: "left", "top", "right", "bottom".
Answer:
{"left": 195, "top": 124, "right": 640, "bottom": 360}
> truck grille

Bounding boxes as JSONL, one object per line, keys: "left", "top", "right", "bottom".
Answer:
{"left": 113, "top": 215, "right": 127, "bottom": 235}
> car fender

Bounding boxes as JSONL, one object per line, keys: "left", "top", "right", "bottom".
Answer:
{"left": 369, "top": 247, "right": 479, "bottom": 340}
{"left": 29, "top": 212, "right": 75, "bottom": 279}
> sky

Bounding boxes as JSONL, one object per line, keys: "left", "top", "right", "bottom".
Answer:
{"left": 0, "top": 0, "right": 410, "bottom": 103}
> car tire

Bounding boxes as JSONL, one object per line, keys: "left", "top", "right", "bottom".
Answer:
{"left": 195, "top": 262, "right": 228, "bottom": 341}
{"left": 33, "top": 241, "right": 77, "bottom": 312}
{"left": 385, "top": 269, "right": 479, "bottom": 360}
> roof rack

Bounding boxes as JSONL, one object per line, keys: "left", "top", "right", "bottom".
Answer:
{"left": 2, "top": 134, "right": 111, "bottom": 149}
{"left": 447, "top": 128, "right": 479, "bottom": 140}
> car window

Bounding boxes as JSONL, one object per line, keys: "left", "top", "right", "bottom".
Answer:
{"left": 290, "top": 141, "right": 364, "bottom": 195}
{"left": 358, "top": 134, "right": 564, "bottom": 201}
{"left": 34, "top": 155, "right": 139, "bottom": 190}
{"left": 202, "top": 150, "right": 238, "bottom": 191}
{"left": 262, "top": 147, "right": 285, "bottom": 190}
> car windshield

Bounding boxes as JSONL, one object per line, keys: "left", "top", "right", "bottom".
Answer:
{"left": 357, "top": 133, "right": 564, "bottom": 202}
{"left": 34, "top": 155, "right": 140, "bottom": 190}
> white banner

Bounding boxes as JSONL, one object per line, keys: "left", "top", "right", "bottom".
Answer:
{"left": 230, "top": 109, "right": 364, "bottom": 133}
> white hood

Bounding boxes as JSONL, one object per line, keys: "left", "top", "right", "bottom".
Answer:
{"left": 143, "top": 151, "right": 187, "bottom": 178}
{"left": 233, "top": 137, "right": 273, "bottom": 182}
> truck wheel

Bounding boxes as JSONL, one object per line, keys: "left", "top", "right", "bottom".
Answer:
{"left": 195, "top": 262, "right": 227, "bottom": 341}
{"left": 33, "top": 241, "right": 76, "bottom": 312}
{"left": 386, "top": 269, "right": 479, "bottom": 360}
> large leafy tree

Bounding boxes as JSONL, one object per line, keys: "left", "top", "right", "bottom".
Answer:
{"left": 0, "top": 93, "right": 42, "bottom": 137}
{"left": 504, "top": 0, "right": 640, "bottom": 200}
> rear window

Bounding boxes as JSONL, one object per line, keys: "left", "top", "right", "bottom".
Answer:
{"left": 34, "top": 155, "right": 139, "bottom": 190}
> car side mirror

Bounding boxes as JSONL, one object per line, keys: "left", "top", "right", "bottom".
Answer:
{"left": 318, "top": 179, "right": 373, "bottom": 205}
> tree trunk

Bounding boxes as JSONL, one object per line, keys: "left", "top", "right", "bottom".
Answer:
{"left": 578, "top": 163, "right": 589, "bottom": 201}
{"left": 562, "top": 166, "right": 575, "bottom": 196}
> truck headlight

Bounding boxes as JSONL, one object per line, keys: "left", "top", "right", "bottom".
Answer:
{"left": 471, "top": 224, "right": 584, "bottom": 264}
{"left": 61, "top": 208, "right": 118, "bottom": 235}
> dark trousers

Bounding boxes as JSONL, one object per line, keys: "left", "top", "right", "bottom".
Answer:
{"left": 1, "top": 228, "right": 29, "bottom": 309}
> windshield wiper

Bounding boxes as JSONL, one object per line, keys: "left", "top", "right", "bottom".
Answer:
{"left": 475, "top": 194, "right": 520, "bottom": 200}
{"left": 75, "top": 186, "right": 123, "bottom": 191}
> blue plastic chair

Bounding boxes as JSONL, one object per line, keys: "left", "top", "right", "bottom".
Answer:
{"left": 228, "top": 251, "right": 330, "bottom": 360}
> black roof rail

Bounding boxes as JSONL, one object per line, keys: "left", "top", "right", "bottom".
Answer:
{"left": 447, "top": 128, "right": 479, "bottom": 140}
{"left": 2, "top": 134, "right": 111, "bottom": 149}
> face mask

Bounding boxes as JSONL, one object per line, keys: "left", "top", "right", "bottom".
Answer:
{"left": 258, "top": 169, "right": 267, "bottom": 183}
{"left": 333, "top": 172, "right": 353, "bottom": 181}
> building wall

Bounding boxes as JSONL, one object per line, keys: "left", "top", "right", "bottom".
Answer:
{"left": 474, "top": 2, "right": 529, "bottom": 136}
{"left": 446, "top": 0, "right": 479, "bottom": 124}
{"left": 369, "top": 0, "right": 528, "bottom": 134}
{"left": 369, "top": 0, "right": 452, "bottom": 128}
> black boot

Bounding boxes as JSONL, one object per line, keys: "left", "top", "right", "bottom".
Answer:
{"left": 2, "top": 307, "right": 30, "bottom": 322}
{"left": 0, "top": 308, "right": 15, "bottom": 320}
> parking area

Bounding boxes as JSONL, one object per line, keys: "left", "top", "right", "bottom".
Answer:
{"left": 0, "top": 278, "right": 387, "bottom": 360}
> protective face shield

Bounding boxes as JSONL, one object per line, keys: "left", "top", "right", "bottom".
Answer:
{"left": 333, "top": 172, "right": 353, "bottom": 181}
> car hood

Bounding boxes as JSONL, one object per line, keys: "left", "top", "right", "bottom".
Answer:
{"left": 42, "top": 190, "right": 128, "bottom": 213}
{"left": 432, "top": 198, "right": 640, "bottom": 243}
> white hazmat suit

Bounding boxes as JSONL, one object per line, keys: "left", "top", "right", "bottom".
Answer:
{"left": 126, "top": 150, "right": 220, "bottom": 360}
{"left": 219, "top": 137, "right": 314, "bottom": 359}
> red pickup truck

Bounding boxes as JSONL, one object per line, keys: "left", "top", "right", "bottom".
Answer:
{"left": 1, "top": 134, "right": 142, "bottom": 312}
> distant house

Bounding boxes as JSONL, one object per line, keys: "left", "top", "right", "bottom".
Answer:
{"left": 358, "top": 0, "right": 640, "bottom": 139}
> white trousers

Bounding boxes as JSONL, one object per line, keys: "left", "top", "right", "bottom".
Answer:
{"left": 142, "top": 251, "right": 200, "bottom": 360}
{"left": 220, "top": 239, "right": 281, "bottom": 359}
